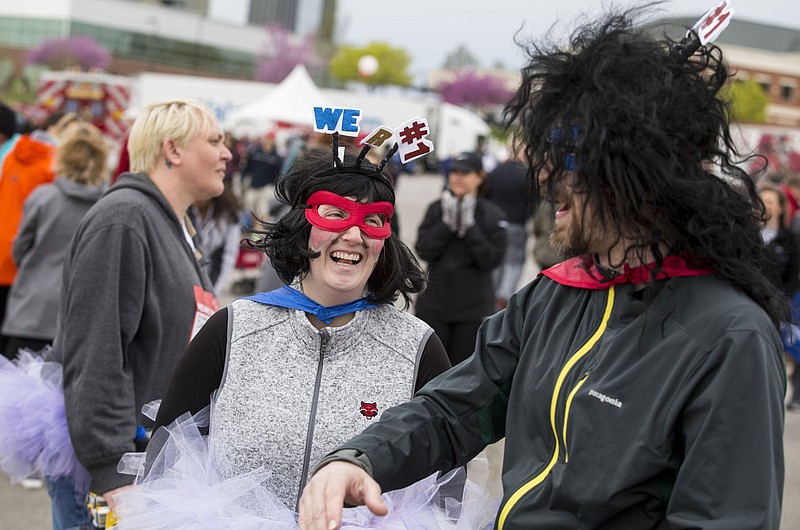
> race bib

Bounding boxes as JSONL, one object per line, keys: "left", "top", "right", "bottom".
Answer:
{"left": 190, "top": 285, "right": 220, "bottom": 341}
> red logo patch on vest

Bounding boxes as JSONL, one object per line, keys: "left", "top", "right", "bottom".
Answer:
{"left": 360, "top": 401, "right": 378, "bottom": 419}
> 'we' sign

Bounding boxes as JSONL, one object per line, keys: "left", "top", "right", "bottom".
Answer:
{"left": 313, "top": 107, "right": 362, "bottom": 137}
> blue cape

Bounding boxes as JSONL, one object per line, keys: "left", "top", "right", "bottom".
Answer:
{"left": 244, "top": 285, "right": 379, "bottom": 324}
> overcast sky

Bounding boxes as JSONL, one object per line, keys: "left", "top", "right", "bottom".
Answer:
{"left": 335, "top": 0, "right": 800, "bottom": 82}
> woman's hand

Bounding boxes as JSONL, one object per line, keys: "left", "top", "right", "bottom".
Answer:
{"left": 441, "top": 189, "right": 459, "bottom": 233}
{"left": 104, "top": 484, "right": 136, "bottom": 511}
{"left": 458, "top": 194, "right": 477, "bottom": 236}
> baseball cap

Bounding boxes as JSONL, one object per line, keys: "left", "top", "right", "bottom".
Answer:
{"left": 450, "top": 151, "right": 483, "bottom": 173}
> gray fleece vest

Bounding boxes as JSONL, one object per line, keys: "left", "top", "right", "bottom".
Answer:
{"left": 211, "top": 299, "right": 433, "bottom": 509}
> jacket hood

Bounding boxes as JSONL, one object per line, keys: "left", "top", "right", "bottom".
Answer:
{"left": 105, "top": 172, "right": 180, "bottom": 223}
{"left": 55, "top": 177, "right": 108, "bottom": 203}
{"left": 29, "top": 129, "right": 59, "bottom": 146}
{"left": 10, "top": 135, "right": 54, "bottom": 164}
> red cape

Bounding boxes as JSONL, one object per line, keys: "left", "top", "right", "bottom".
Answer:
{"left": 541, "top": 255, "right": 712, "bottom": 290}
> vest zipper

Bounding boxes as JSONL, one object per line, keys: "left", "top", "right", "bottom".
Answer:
{"left": 296, "top": 328, "right": 331, "bottom": 509}
{"left": 497, "top": 287, "right": 615, "bottom": 530}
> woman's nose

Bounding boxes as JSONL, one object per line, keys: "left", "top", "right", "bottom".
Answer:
{"left": 340, "top": 224, "right": 364, "bottom": 243}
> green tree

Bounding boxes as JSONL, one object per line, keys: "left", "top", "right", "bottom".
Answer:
{"left": 723, "top": 78, "right": 769, "bottom": 123}
{"left": 329, "top": 42, "right": 412, "bottom": 87}
{"left": 442, "top": 45, "right": 479, "bottom": 70}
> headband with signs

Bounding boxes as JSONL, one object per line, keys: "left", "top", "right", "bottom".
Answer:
{"left": 311, "top": 106, "right": 435, "bottom": 177}
{"left": 672, "top": 0, "right": 734, "bottom": 61}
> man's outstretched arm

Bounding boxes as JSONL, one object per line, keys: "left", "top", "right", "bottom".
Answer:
{"left": 298, "top": 461, "right": 387, "bottom": 530}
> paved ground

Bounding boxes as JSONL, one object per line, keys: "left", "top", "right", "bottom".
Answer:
{"left": 3, "top": 173, "right": 800, "bottom": 528}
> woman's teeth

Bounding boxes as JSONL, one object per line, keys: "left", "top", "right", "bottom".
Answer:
{"left": 331, "top": 251, "right": 361, "bottom": 264}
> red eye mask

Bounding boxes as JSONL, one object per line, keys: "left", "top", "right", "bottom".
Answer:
{"left": 304, "top": 191, "right": 394, "bottom": 239}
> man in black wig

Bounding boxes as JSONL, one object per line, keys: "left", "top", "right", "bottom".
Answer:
{"left": 298, "top": 7, "right": 786, "bottom": 529}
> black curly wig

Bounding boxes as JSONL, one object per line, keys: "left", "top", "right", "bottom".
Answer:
{"left": 246, "top": 149, "right": 426, "bottom": 308}
{"left": 503, "top": 5, "right": 787, "bottom": 327}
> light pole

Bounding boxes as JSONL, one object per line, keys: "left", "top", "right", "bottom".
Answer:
{"left": 357, "top": 54, "right": 379, "bottom": 89}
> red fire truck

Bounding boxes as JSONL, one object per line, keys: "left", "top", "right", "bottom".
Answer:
{"left": 32, "top": 70, "right": 132, "bottom": 141}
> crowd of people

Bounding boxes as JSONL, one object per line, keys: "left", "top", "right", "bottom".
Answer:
{"left": 0, "top": 4, "right": 797, "bottom": 529}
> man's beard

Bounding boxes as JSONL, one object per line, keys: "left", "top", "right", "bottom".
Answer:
{"left": 549, "top": 209, "right": 591, "bottom": 259}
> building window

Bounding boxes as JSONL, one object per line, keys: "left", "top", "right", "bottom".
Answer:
{"left": 250, "top": 0, "right": 298, "bottom": 29}
{"left": 780, "top": 84, "right": 795, "bottom": 103}
{"left": 759, "top": 81, "right": 771, "bottom": 95}
{"left": 70, "top": 22, "right": 256, "bottom": 79}
{"left": 0, "top": 17, "right": 63, "bottom": 48}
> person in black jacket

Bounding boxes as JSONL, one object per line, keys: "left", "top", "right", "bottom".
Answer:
{"left": 413, "top": 151, "right": 507, "bottom": 365}
{"left": 484, "top": 147, "right": 531, "bottom": 309}
{"left": 242, "top": 132, "right": 283, "bottom": 218}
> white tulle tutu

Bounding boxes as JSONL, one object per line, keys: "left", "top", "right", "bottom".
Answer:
{"left": 114, "top": 405, "right": 499, "bottom": 529}
{"left": 0, "top": 349, "right": 90, "bottom": 493}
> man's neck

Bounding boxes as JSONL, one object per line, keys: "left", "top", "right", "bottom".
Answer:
{"left": 593, "top": 241, "right": 670, "bottom": 274}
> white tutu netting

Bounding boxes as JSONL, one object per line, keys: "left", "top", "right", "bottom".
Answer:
{"left": 114, "top": 405, "right": 499, "bottom": 529}
{"left": 0, "top": 349, "right": 90, "bottom": 493}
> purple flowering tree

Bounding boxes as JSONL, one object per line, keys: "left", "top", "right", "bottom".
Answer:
{"left": 436, "top": 71, "right": 515, "bottom": 108}
{"left": 26, "top": 35, "right": 111, "bottom": 71}
{"left": 257, "top": 25, "right": 323, "bottom": 83}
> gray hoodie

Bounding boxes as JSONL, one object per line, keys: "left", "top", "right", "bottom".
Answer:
{"left": 2, "top": 178, "right": 106, "bottom": 341}
{"left": 51, "top": 172, "right": 217, "bottom": 492}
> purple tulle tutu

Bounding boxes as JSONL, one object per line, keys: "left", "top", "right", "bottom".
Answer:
{"left": 114, "top": 405, "right": 499, "bottom": 529}
{"left": 0, "top": 349, "right": 90, "bottom": 493}
{"left": 115, "top": 407, "right": 296, "bottom": 529}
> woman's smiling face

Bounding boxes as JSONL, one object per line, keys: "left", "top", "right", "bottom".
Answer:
{"left": 301, "top": 196, "right": 386, "bottom": 306}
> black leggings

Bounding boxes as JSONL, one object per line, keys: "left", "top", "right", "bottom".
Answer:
{"left": 4, "top": 336, "right": 51, "bottom": 359}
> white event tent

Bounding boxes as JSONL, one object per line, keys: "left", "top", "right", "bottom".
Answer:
{"left": 224, "top": 65, "right": 331, "bottom": 136}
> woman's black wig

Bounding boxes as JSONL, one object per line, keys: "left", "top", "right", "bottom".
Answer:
{"left": 247, "top": 147, "right": 426, "bottom": 308}
{"left": 504, "top": 5, "right": 787, "bottom": 327}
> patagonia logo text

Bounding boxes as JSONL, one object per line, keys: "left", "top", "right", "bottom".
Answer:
{"left": 588, "top": 389, "right": 623, "bottom": 408}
